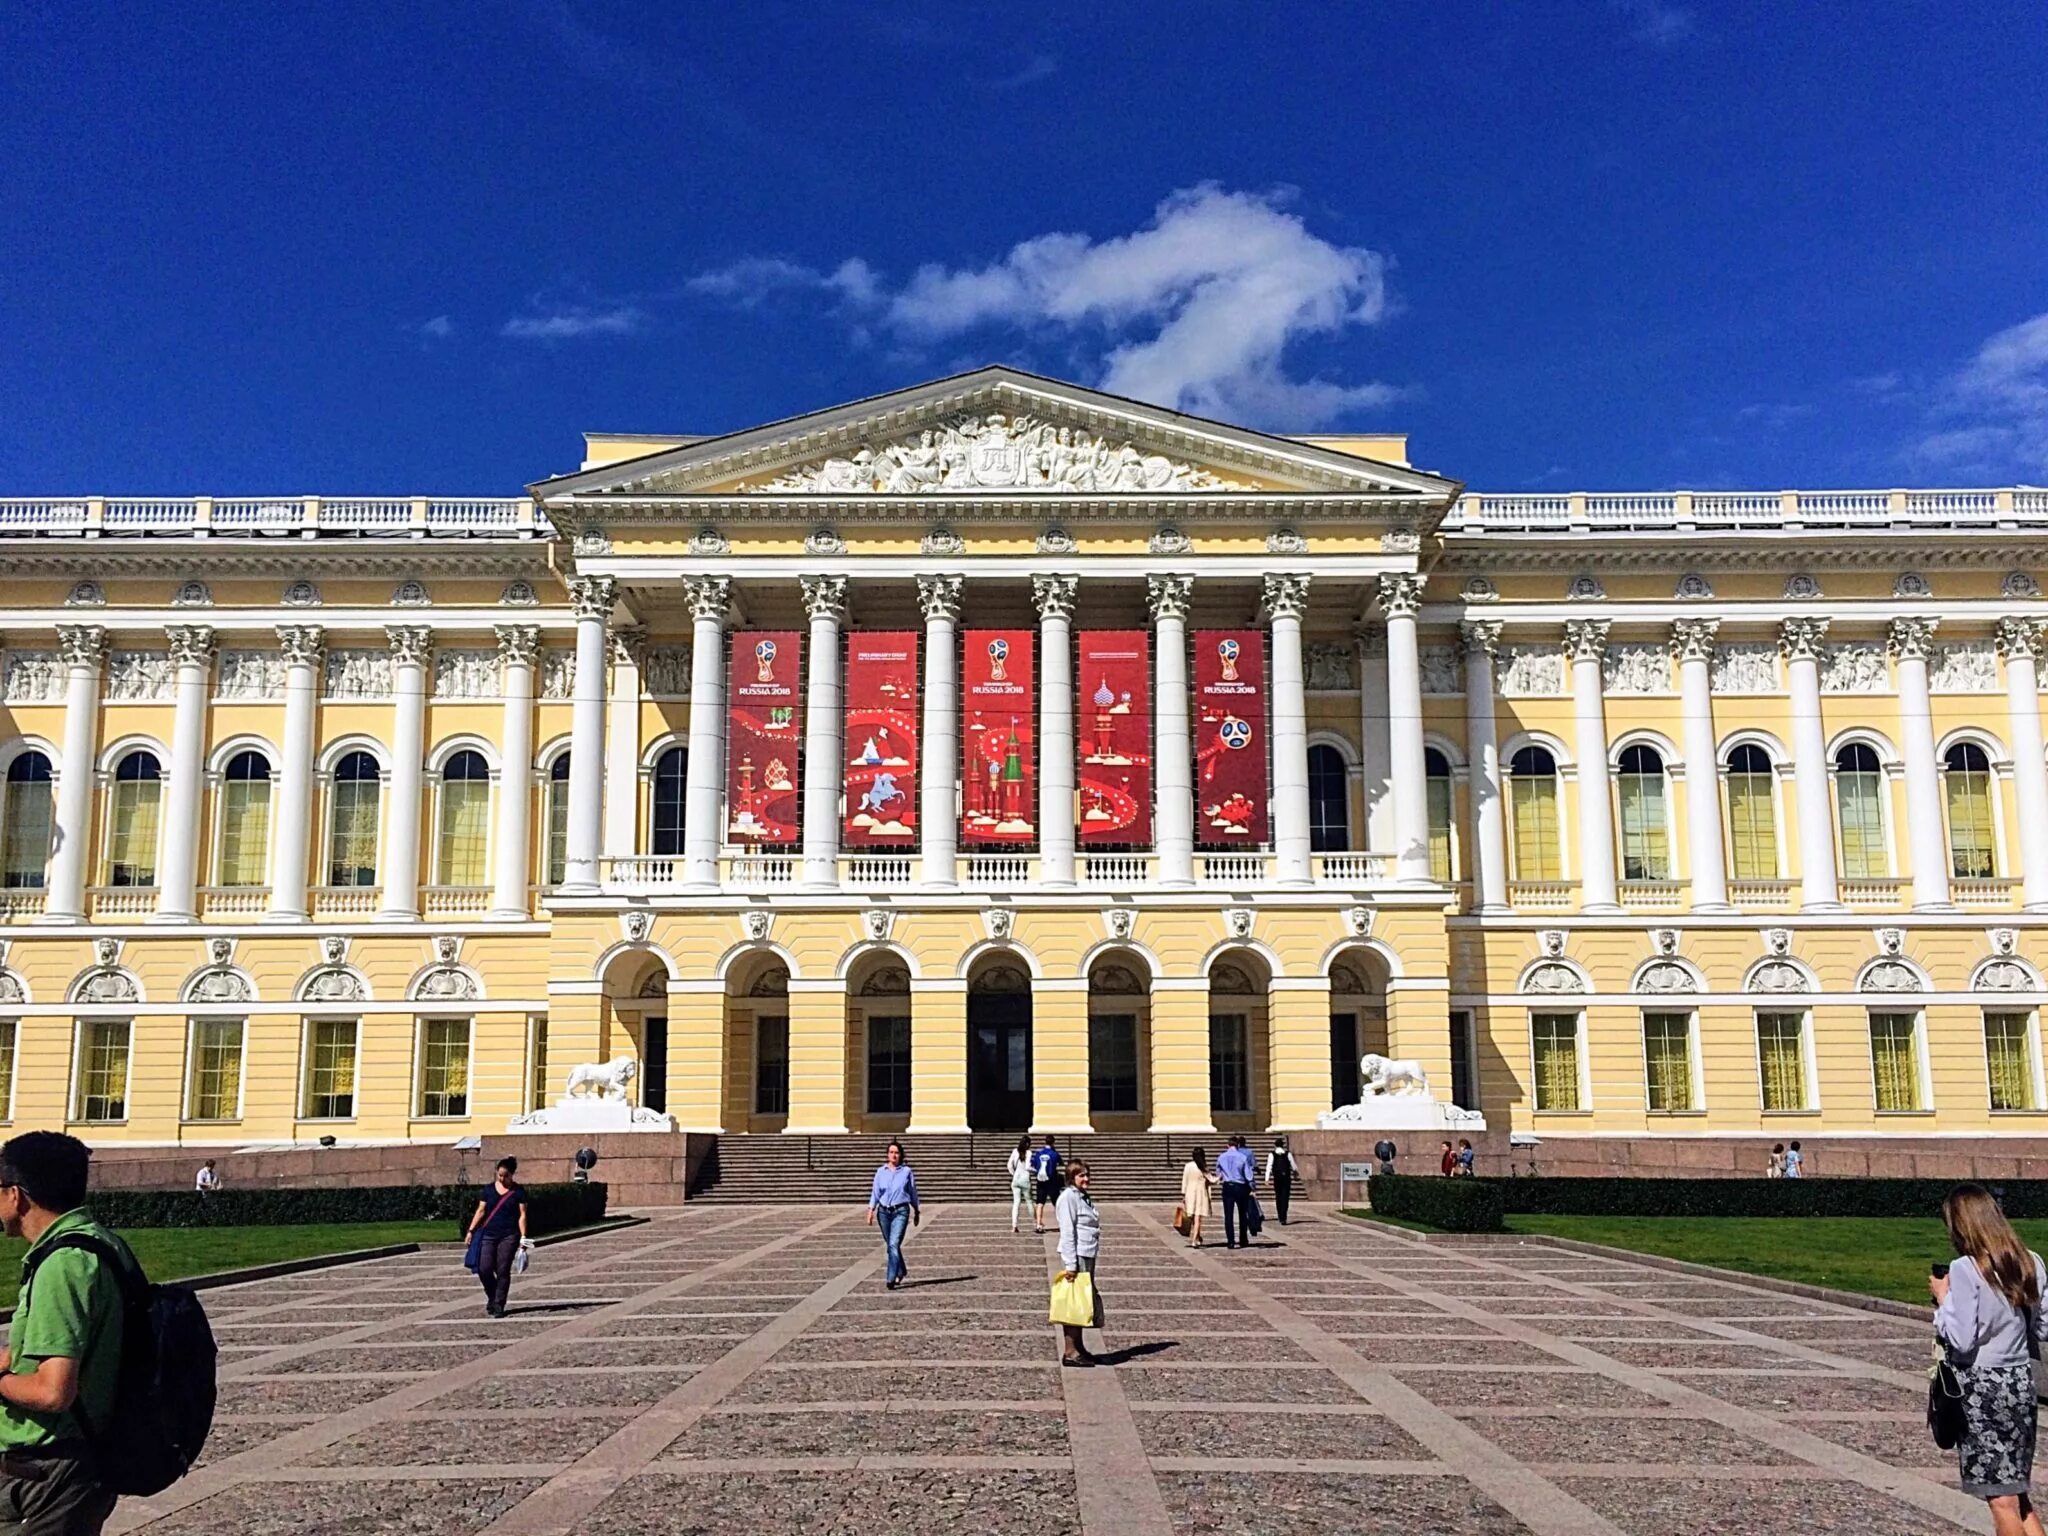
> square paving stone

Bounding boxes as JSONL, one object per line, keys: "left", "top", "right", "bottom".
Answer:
{"left": 733, "top": 1365, "right": 1061, "bottom": 1404}
{"left": 193, "top": 1417, "right": 316, "bottom": 1466}
{"left": 1557, "top": 1317, "right": 1715, "bottom": 1339}
{"left": 781, "top": 1332, "right": 1055, "bottom": 1363}
{"left": 1736, "top": 1318, "right": 1927, "bottom": 1343}
{"left": 1336, "top": 1337, "right": 1545, "bottom": 1367}
{"left": 1557, "top": 1475, "right": 1940, "bottom": 1535}
{"left": 529, "top": 1338, "right": 737, "bottom": 1369}
{"left": 1399, "top": 1370, "right": 1668, "bottom": 1411}
{"left": 304, "top": 1412, "right": 636, "bottom": 1465}
{"left": 601, "top": 1314, "right": 771, "bottom": 1337}
{"left": 584, "top": 1469, "right": 1080, "bottom": 1536}
{"left": 1095, "top": 1334, "right": 1318, "bottom": 1364}
{"left": 457, "top": 1368, "right": 701, "bottom": 1410}
{"left": 1117, "top": 1367, "right": 1359, "bottom": 1404}
{"left": 1135, "top": 1409, "right": 1430, "bottom": 1460}
{"left": 149, "top": 1478, "right": 541, "bottom": 1535}
{"left": 1473, "top": 1413, "right": 1792, "bottom": 1466}
{"left": 675, "top": 1407, "right": 1068, "bottom": 1456}
{"left": 1587, "top": 1342, "right": 1835, "bottom": 1372}
{"left": 216, "top": 1378, "right": 402, "bottom": 1416}
{"left": 1163, "top": 1471, "right": 1527, "bottom": 1535}
{"left": 1812, "top": 1341, "right": 1944, "bottom": 1374}
{"left": 1666, "top": 1371, "right": 1922, "bottom": 1416}
{"left": 267, "top": 1344, "right": 505, "bottom": 1375}
{"left": 1799, "top": 1415, "right": 1957, "bottom": 1467}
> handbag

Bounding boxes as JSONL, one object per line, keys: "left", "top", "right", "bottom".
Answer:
{"left": 1929, "top": 1357, "right": 1968, "bottom": 1449}
{"left": 1247, "top": 1195, "right": 1266, "bottom": 1238}
{"left": 1172, "top": 1203, "right": 1189, "bottom": 1236}
{"left": 1049, "top": 1271, "right": 1097, "bottom": 1328}
{"left": 464, "top": 1189, "right": 517, "bottom": 1271}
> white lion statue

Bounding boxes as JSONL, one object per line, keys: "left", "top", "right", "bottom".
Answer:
{"left": 1360, "top": 1052, "right": 1433, "bottom": 1099}
{"left": 563, "top": 1057, "right": 638, "bottom": 1103}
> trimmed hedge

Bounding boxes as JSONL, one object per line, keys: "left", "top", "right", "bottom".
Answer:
{"left": 1364, "top": 1174, "right": 1504, "bottom": 1233}
{"left": 1486, "top": 1177, "right": 2048, "bottom": 1221}
{"left": 85, "top": 1180, "right": 607, "bottom": 1234}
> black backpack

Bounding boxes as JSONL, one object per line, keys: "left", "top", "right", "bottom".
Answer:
{"left": 20, "top": 1231, "right": 217, "bottom": 1496}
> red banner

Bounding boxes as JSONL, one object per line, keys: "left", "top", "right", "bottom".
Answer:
{"left": 843, "top": 632, "right": 920, "bottom": 847}
{"left": 725, "top": 631, "right": 803, "bottom": 846}
{"left": 961, "top": 630, "right": 1036, "bottom": 845}
{"left": 1077, "top": 631, "right": 1152, "bottom": 847}
{"left": 1194, "top": 629, "right": 1267, "bottom": 846}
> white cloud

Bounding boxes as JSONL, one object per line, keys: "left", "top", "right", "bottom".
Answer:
{"left": 1612, "top": 0, "right": 1696, "bottom": 47}
{"left": 686, "top": 256, "right": 880, "bottom": 310}
{"left": 1916, "top": 311, "right": 2048, "bottom": 476}
{"left": 500, "top": 305, "right": 646, "bottom": 341}
{"left": 418, "top": 315, "right": 453, "bottom": 340}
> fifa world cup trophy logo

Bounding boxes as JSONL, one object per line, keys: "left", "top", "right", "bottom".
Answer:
{"left": 987, "top": 636, "right": 1009, "bottom": 682}
{"left": 755, "top": 638, "right": 778, "bottom": 683}
{"left": 1218, "top": 636, "right": 1240, "bottom": 682}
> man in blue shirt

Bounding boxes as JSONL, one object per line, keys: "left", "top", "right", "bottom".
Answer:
{"left": 865, "top": 1139, "right": 920, "bottom": 1290}
{"left": 1215, "top": 1135, "right": 1256, "bottom": 1250}
{"left": 1029, "top": 1136, "right": 1062, "bottom": 1235}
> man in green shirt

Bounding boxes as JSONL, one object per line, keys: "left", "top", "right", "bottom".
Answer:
{"left": 0, "top": 1132, "right": 130, "bottom": 1535}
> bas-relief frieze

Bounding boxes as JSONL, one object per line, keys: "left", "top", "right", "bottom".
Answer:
{"left": 540, "top": 649, "right": 574, "bottom": 702}
{"left": 323, "top": 649, "right": 392, "bottom": 700}
{"left": 1496, "top": 644, "right": 1565, "bottom": 698}
{"left": 104, "top": 651, "right": 173, "bottom": 703}
{"left": 1418, "top": 644, "right": 1463, "bottom": 696}
{"left": 433, "top": 650, "right": 498, "bottom": 701}
{"left": 643, "top": 649, "right": 690, "bottom": 699}
{"left": 1822, "top": 642, "right": 1891, "bottom": 694}
{"left": 215, "top": 650, "right": 285, "bottom": 700}
{"left": 1601, "top": 642, "right": 1672, "bottom": 695}
{"left": 1711, "top": 644, "right": 1779, "bottom": 695}
{"left": 1304, "top": 644, "right": 1355, "bottom": 691}
{"left": 1, "top": 652, "right": 60, "bottom": 704}
{"left": 1929, "top": 641, "right": 1998, "bottom": 694}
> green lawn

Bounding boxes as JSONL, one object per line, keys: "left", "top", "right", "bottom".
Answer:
{"left": 1507, "top": 1214, "right": 2048, "bottom": 1305}
{"left": 0, "top": 1221, "right": 456, "bottom": 1311}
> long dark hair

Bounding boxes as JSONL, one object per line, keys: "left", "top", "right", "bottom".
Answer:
{"left": 1189, "top": 1147, "right": 1207, "bottom": 1172}
{"left": 1015, "top": 1134, "right": 1030, "bottom": 1158}
{"left": 1945, "top": 1184, "right": 2039, "bottom": 1310}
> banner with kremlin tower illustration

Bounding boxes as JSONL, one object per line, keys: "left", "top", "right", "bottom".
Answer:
{"left": 961, "top": 630, "right": 1036, "bottom": 845}
{"left": 1076, "top": 631, "right": 1152, "bottom": 846}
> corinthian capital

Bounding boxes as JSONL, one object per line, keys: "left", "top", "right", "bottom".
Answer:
{"left": 495, "top": 624, "right": 542, "bottom": 668}
{"left": 1563, "top": 618, "right": 1610, "bottom": 661}
{"left": 607, "top": 624, "right": 646, "bottom": 668}
{"left": 1147, "top": 574, "right": 1193, "bottom": 623}
{"left": 55, "top": 625, "right": 106, "bottom": 670}
{"left": 1458, "top": 620, "right": 1503, "bottom": 661}
{"left": 568, "top": 575, "right": 618, "bottom": 621}
{"left": 1376, "top": 573, "right": 1424, "bottom": 620}
{"left": 1887, "top": 616, "right": 1939, "bottom": 661}
{"left": 800, "top": 576, "right": 848, "bottom": 624}
{"left": 683, "top": 576, "right": 731, "bottom": 625}
{"left": 1997, "top": 617, "right": 2048, "bottom": 660}
{"left": 1032, "top": 574, "right": 1079, "bottom": 622}
{"left": 276, "top": 625, "right": 325, "bottom": 669}
{"left": 916, "top": 574, "right": 962, "bottom": 623}
{"left": 1669, "top": 617, "right": 1720, "bottom": 664}
{"left": 165, "top": 625, "right": 216, "bottom": 669}
{"left": 1260, "top": 573, "right": 1311, "bottom": 623}
{"left": 385, "top": 624, "right": 432, "bottom": 668}
{"left": 1779, "top": 616, "right": 1830, "bottom": 660}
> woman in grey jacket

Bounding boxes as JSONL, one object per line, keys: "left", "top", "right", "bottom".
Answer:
{"left": 1055, "top": 1160, "right": 1101, "bottom": 1368}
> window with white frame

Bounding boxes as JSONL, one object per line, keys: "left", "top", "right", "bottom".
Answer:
{"left": 215, "top": 751, "right": 273, "bottom": 888}
{"left": 74, "top": 1019, "right": 131, "bottom": 1122}
{"left": 1985, "top": 1010, "right": 2041, "bottom": 1113}
{"left": 435, "top": 751, "right": 491, "bottom": 886}
{"left": 1, "top": 752, "right": 54, "bottom": 889}
{"left": 1425, "top": 748, "right": 1456, "bottom": 881}
{"left": 417, "top": 1018, "right": 471, "bottom": 1118}
{"left": 105, "top": 750, "right": 163, "bottom": 887}
{"left": 326, "top": 752, "right": 381, "bottom": 886}
{"left": 185, "top": 1018, "right": 244, "bottom": 1122}
{"left": 1307, "top": 744, "right": 1350, "bottom": 854}
{"left": 544, "top": 754, "right": 572, "bottom": 886}
{"left": 1834, "top": 743, "right": 1888, "bottom": 879}
{"left": 1642, "top": 1010, "right": 1696, "bottom": 1111}
{"left": 303, "top": 1019, "right": 359, "bottom": 1119}
{"left": 1724, "top": 744, "right": 1779, "bottom": 881}
{"left": 1869, "top": 1010, "right": 1925, "bottom": 1112}
{"left": 1616, "top": 744, "right": 1671, "bottom": 882}
{"left": 528, "top": 1014, "right": 550, "bottom": 1112}
{"left": 1530, "top": 1010, "right": 1583, "bottom": 1111}
{"left": 1943, "top": 743, "right": 1999, "bottom": 878}
{"left": 0, "top": 1018, "right": 17, "bottom": 1120}
{"left": 651, "top": 747, "right": 687, "bottom": 857}
{"left": 1755, "top": 1011, "right": 1810, "bottom": 1112}
{"left": 1508, "top": 746, "right": 1562, "bottom": 881}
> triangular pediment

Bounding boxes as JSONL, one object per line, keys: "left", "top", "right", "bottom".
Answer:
{"left": 532, "top": 366, "right": 1457, "bottom": 502}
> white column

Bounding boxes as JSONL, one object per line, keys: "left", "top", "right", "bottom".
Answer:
{"left": 917, "top": 574, "right": 962, "bottom": 890}
{"left": 1672, "top": 619, "right": 1729, "bottom": 911}
{"left": 378, "top": 625, "right": 432, "bottom": 920}
{"left": 1379, "top": 575, "right": 1433, "bottom": 884}
{"left": 1358, "top": 625, "right": 1393, "bottom": 852}
{"left": 800, "top": 577, "right": 846, "bottom": 890}
{"left": 1891, "top": 617, "right": 1953, "bottom": 910}
{"left": 560, "top": 576, "right": 615, "bottom": 894}
{"left": 1149, "top": 575, "right": 1195, "bottom": 888}
{"left": 1034, "top": 574, "right": 1079, "bottom": 888}
{"left": 681, "top": 576, "right": 731, "bottom": 891}
{"left": 1999, "top": 619, "right": 2048, "bottom": 910}
{"left": 1781, "top": 617, "right": 1842, "bottom": 910}
{"left": 265, "top": 625, "right": 323, "bottom": 921}
{"left": 151, "top": 626, "right": 216, "bottom": 921}
{"left": 490, "top": 625, "right": 539, "bottom": 919}
{"left": 42, "top": 625, "right": 106, "bottom": 923}
{"left": 1266, "top": 573, "right": 1313, "bottom": 886}
{"left": 1565, "top": 619, "right": 1619, "bottom": 912}
{"left": 1460, "top": 621, "right": 1508, "bottom": 911}
{"left": 603, "top": 626, "right": 643, "bottom": 862}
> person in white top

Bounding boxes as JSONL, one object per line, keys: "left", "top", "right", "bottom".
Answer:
{"left": 1264, "top": 1136, "right": 1300, "bottom": 1225}
{"left": 1006, "top": 1134, "right": 1033, "bottom": 1235}
{"left": 194, "top": 1159, "right": 222, "bottom": 1194}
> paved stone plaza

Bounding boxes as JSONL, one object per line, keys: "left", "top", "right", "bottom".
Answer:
{"left": 106, "top": 1205, "right": 1990, "bottom": 1535}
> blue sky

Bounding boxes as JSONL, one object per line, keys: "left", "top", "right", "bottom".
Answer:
{"left": 2, "top": 1, "right": 2043, "bottom": 494}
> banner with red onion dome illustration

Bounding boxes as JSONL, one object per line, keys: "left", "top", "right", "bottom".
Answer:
{"left": 1193, "top": 629, "right": 1268, "bottom": 846}
{"left": 724, "top": 631, "right": 804, "bottom": 846}
{"left": 961, "top": 630, "right": 1036, "bottom": 846}
{"left": 842, "top": 632, "right": 921, "bottom": 848}
{"left": 1076, "top": 631, "right": 1152, "bottom": 847}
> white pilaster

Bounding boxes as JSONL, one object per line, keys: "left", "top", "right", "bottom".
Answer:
{"left": 1034, "top": 574, "right": 1079, "bottom": 888}
{"left": 1149, "top": 575, "right": 1195, "bottom": 888}
{"left": 1460, "top": 621, "right": 1508, "bottom": 911}
{"left": 561, "top": 577, "right": 615, "bottom": 894}
{"left": 265, "top": 625, "right": 323, "bottom": 921}
{"left": 1265, "top": 573, "right": 1314, "bottom": 887}
{"left": 377, "top": 625, "right": 432, "bottom": 920}
{"left": 1566, "top": 619, "right": 1619, "bottom": 912}
{"left": 1379, "top": 575, "right": 1433, "bottom": 884}
{"left": 490, "top": 625, "right": 539, "bottom": 919}
{"left": 151, "top": 626, "right": 216, "bottom": 921}
{"left": 42, "top": 625, "right": 106, "bottom": 923}
{"left": 917, "top": 574, "right": 962, "bottom": 890}
{"left": 681, "top": 577, "right": 732, "bottom": 891}
{"left": 602, "top": 626, "right": 643, "bottom": 862}
{"left": 1999, "top": 619, "right": 2048, "bottom": 910}
{"left": 1358, "top": 625, "right": 1393, "bottom": 852}
{"left": 1891, "top": 617, "right": 1953, "bottom": 910}
{"left": 1781, "top": 617, "right": 1842, "bottom": 910}
{"left": 800, "top": 577, "right": 847, "bottom": 890}
{"left": 1672, "top": 619, "right": 1729, "bottom": 911}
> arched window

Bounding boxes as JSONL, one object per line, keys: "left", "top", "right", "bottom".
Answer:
{"left": 1724, "top": 744, "right": 1779, "bottom": 881}
{"left": 436, "top": 750, "right": 491, "bottom": 885}
{"left": 1834, "top": 743, "right": 1887, "bottom": 879}
{"left": 1615, "top": 744, "right": 1670, "bottom": 882}
{"left": 1307, "top": 744, "right": 1350, "bottom": 853}
{"left": 1944, "top": 742, "right": 1998, "bottom": 878}
{"left": 545, "top": 753, "right": 572, "bottom": 887}
{"left": 216, "top": 751, "right": 272, "bottom": 888}
{"left": 651, "top": 747, "right": 687, "bottom": 857}
{"left": 1, "top": 752, "right": 54, "bottom": 889}
{"left": 1507, "top": 746, "right": 1561, "bottom": 881}
{"left": 1424, "top": 748, "right": 1455, "bottom": 881}
{"left": 327, "top": 751, "right": 381, "bottom": 887}
{"left": 106, "top": 751, "right": 162, "bottom": 887}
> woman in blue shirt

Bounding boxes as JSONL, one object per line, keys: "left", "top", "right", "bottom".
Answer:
{"left": 866, "top": 1139, "right": 920, "bottom": 1290}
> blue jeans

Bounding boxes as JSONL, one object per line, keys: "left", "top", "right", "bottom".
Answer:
{"left": 1220, "top": 1181, "right": 1253, "bottom": 1247}
{"left": 878, "top": 1204, "right": 910, "bottom": 1283}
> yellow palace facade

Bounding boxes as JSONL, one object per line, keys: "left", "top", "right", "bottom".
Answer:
{"left": 3, "top": 366, "right": 2048, "bottom": 1153}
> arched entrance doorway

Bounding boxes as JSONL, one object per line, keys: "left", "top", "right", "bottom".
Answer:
{"left": 847, "top": 954, "right": 913, "bottom": 1132}
{"left": 1328, "top": 951, "right": 1389, "bottom": 1111}
{"left": 1207, "top": 951, "right": 1270, "bottom": 1134}
{"left": 726, "top": 955, "right": 790, "bottom": 1131}
{"left": 598, "top": 951, "right": 671, "bottom": 1114}
{"left": 967, "top": 959, "right": 1032, "bottom": 1131}
{"left": 1086, "top": 954, "right": 1150, "bottom": 1130}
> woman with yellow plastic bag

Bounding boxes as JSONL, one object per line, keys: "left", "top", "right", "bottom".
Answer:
{"left": 1052, "top": 1159, "right": 1102, "bottom": 1366}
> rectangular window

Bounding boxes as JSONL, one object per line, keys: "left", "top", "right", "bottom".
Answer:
{"left": 1642, "top": 1010, "right": 1694, "bottom": 1112}
{"left": 1449, "top": 1008, "right": 1477, "bottom": 1111}
{"left": 528, "top": 1015, "right": 549, "bottom": 1112}
{"left": 74, "top": 1020, "right": 131, "bottom": 1122}
{"left": 1986, "top": 1011, "right": 2038, "bottom": 1112}
{"left": 1947, "top": 769, "right": 1999, "bottom": 879}
{"left": 437, "top": 782, "right": 491, "bottom": 886}
{"left": 1509, "top": 777, "right": 1561, "bottom": 881}
{"left": 1756, "top": 1011, "right": 1809, "bottom": 1111}
{"left": 418, "top": 1019, "right": 471, "bottom": 1118}
{"left": 1089, "top": 1010, "right": 1140, "bottom": 1114}
{"left": 303, "top": 1020, "right": 359, "bottom": 1119}
{"left": 1209, "top": 1011, "right": 1250, "bottom": 1114}
{"left": 217, "top": 779, "right": 271, "bottom": 887}
{"left": 328, "top": 781, "right": 380, "bottom": 886}
{"left": 1836, "top": 772, "right": 1887, "bottom": 879}
{"left": 754, "top": 1015, "right": 789, "bottom": 1115}
{"left": 1726, "top": 774, "right": 1778, "bottom": 880}
{"left": 865, "top": 1013, "right": 912, "bottom": 1116}
{"left": 186, "top": 1019, "right": 244, "bottom": 1122}
{"left": 1531, "top": 1011, "right": 1581, "bottom": 1112}
{"left": 545, "top": 780, "right": 571, "bottom": 887}
{"left": 1870, "top": 1011, "right": 1923, "bottom": 1113}
{"left": 1426, "top": 775, "right": 1455, "bottom": 881}
{"left": 107, "top": 781, "right": 161, "bottom": 887}
{"left": 0, "top": 1019, "right": 16, "bottom": 1120}
{"left": 2, "top": 779, "right": 53, "bottom": 888}
{"left": 1618, "top": 775, "right": 1670, "bottom": 881}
